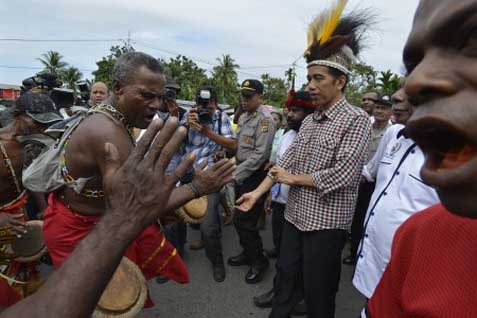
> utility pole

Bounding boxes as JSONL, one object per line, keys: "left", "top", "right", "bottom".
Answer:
{"left": 127, "top": 30, "right": 131, "bottom": 50}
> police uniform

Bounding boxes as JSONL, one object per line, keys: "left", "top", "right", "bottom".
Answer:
{"left": 229, "top": 79, "right": 275, "bottom": 283}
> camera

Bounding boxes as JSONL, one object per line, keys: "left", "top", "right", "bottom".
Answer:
{"left": 164, "top": 88, "right": 177, "bottom": 102}
{"left": 196, "top": 90, "right": 212, "bottom": 124}
{"left": 76, "top": 80, "right": 90, "bottom": 106}
{"left": 21, "top": 71, "right": 62, "bottom": 92}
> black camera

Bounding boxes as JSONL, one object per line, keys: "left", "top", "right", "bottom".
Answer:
{"left": 196, "top": 90, "right": 212, "bottom": 124}
{"left": 76, "top": 80, "right": 90, "bottom": 106}
{"left": 164, "top": 88, "right": 177, "bottom": 102}
{"left": 22, "top": 71, "right": 62, "bottom": 92}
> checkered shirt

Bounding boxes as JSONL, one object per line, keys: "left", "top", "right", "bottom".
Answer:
{"left": 180, "top": 110, "right": 235, "bottom": 167}
{"left": 278, "top": 98, "right": 371, "bottom": 232}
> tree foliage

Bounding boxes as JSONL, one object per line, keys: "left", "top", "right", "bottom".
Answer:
{"left": 261, "top": 73, "right": 288, "bottom": 108}
{"left": 377, "top": 70, "right": 402, "bottom": 95}
{"left": 211, "top": 54, "right": 239, "bottom": 106}
{"left": 345, "top": 62, "right": 378, "bottom": 106}
{"left": 60, "top": 67, "right": 83, "bottom": 93}
{"left": 37, "top": 51, "right": 67, "bottom": 75}
{"left": 164, "top": 55, "right": 209, "bottom": 101}
{"left": 93, "top": 44, "right": 135, "bottom": 87}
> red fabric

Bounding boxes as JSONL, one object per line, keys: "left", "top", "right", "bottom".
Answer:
{"left": 0, "top": 192, "right": 28, "bottom": 219}
{"left": 368, "top": 204, "right": 477, "bottom": 318}
{"left": 0, "top": 278, "right": 21, "bottom": 308}
{"left": 42, "top": 194, "right": 189, "bottom": 307}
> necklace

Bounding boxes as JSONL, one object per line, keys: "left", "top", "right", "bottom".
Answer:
{"left": 0, "top": 140, "right": 22, "bottom": 195}
{"left": 89, "top": 104, "right": 136, "bottom": 145}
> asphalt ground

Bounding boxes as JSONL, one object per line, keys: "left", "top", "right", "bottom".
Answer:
{"left": 138, "top": 216, "right": 365, "bottom": 318}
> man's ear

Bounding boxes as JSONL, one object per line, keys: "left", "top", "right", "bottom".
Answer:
{"left": 336, "top": 75, "right": 347, "bottom": 91}
{"left": 112, "top": 80, "right": 123, "bottom": 96}
{"left": 258, "top": 94, "right": 264, "bottom": 103}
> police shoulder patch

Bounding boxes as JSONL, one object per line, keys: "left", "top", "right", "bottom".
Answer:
{"left": 261, "top": 119, "right": 270, "bottom": 133}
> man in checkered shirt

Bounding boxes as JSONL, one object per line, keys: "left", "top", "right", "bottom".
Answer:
{"left": 236, "top": 9, "right": 372, "bottom": 318}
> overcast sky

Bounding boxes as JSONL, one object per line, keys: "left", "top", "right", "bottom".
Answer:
{"left": 0, "top": 0, "right": 418, "bottom": 87}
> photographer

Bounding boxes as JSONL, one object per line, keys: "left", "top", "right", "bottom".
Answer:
{"left": 181, "top": 85, "right": 236, "bottom": 282}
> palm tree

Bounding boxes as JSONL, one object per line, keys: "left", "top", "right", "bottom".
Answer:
{"left": 212, "top": 54, "right": 239, "bottom": 104}
{"left": 37, "top": 51, "right": 68, "bottom": 74}
{"left": 60, "top": 67, "right": 83, "bottom": 92}
{"left": 377, "top": 70, "right": 402, "bottom": 95}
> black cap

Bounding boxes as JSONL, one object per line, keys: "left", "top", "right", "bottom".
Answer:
{"left": 15, "top": 92, "right": 63, "bottom": 124}
{"left": 376, "top": 93, "right": 392, "bottom": 107}
{"left": 240, "top": 79, "right": 264, "bottom": 97}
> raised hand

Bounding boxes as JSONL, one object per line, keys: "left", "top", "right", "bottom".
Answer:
{"left": 190, "top": 159, "right": 235, "bottom": 197}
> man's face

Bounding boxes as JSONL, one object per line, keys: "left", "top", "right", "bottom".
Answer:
{"left": 373, "top": 103, "right": 392, "bottom": 124}
{"left": 391, "top": 88, "right": 412, "bottom": 125}
{"left": 361, "top": 92, "right": 378, "bottom": 116}
{"left": 404, "top": 0, "right": 477, "bottom": 218}
{"left": 114, "top": 66, "right": 165, "bottom": 129}
{"left": 89, "top": 82, "right": 109, "bottom": 106}
{"left": 272, "top": 113, "right": 282, "bottom": 128}
{"left": 286, "top": 105, "right": 308, "bottom": 131}
{"left": 307, "top": 65, "right": 345, "bottom": 108}
{"left": 241, "top": 93, "right": 262, "bottom": 112}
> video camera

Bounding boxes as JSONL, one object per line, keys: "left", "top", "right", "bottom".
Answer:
{"left": 21, "top": 71, "right": 62, "bottom": 92}
{"left": 196, "top": 89, "right": 213, "bottom": 124}
{"left": 76, "top": 80, "right": 90, "bottom": 106}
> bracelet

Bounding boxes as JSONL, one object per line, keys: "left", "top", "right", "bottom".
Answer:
{"left": 187, "top": 182, "right": 201, "bottom": 198}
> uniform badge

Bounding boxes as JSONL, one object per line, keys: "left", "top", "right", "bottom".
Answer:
{"left": 261, "top": 120, "right": 269, "bottom": 133}
{"left": 245, "top": 136, "right": 253, "bottom": 145}
{"left": 386, "top": 141, "right": 401, "bottom": 159}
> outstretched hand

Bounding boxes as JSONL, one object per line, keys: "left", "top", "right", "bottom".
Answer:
{"left": 235, "top": 192, "right": 260, "bottom": 212}
{"left": 102, "top": 117, "right": 194, "bottom": 230}
{"left": 0, "top": 213, "right": 26, "bottom": 237}
{"left": 191, "top": 159, "right": 235, "bottom": 197}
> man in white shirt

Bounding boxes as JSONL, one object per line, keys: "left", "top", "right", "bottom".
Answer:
{"left": 352, "top": 123, "right": 440, "bottom": 299}
{"left": 252, "top": 91, "right": 315, "bottom": 313}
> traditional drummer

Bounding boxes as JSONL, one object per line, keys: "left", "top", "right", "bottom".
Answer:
{"left": 0, "top": 92, "right": 63, "bottom": 308}
{"left": 29, "top": 52, "right": 231, "bottom": 308}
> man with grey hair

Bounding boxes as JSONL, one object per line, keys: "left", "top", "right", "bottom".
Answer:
{"left": 38, "top": 52, "right": 232, "bottom": 307}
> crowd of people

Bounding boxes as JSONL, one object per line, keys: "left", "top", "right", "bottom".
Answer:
{"left": 1, "top": 0, "right": 477, "bottom": 317}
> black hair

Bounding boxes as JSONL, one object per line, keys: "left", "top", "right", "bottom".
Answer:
{"left": 327, "top": 66, "right": 348, "bottom": 92}
{"left": 271, "top": 111, "right": 283, "bottom": 123}
{"left": 112, "top": 52, "right": 164, "bottom": 85}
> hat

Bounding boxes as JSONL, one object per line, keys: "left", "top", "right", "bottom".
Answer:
{"left": 304, "top": 0, "right": 373, "bottom": 75}
{"left": 285, "top": 90, "right": 315, "bottom": 110}
{"left": 15, "top": 92, "right": 63, "bottom": 124}
{"left": 376, "top": 93, "right": 392, "bottom": 107}
{"left": 240, "top": 79, "right": 264, "bottom": 97}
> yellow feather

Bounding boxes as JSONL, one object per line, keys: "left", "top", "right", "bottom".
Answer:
{"left": 307, "top": 0, "right": 348, "bottom": 51}
{"left": 318, "top": 0, "right": 348, "bottom": 44}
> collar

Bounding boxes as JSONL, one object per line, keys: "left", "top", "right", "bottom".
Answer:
{"left": 313, "top": 98, "right": 346, "bottom": 122}
{"left": 397, "top": 127, "right": 410, "bottom": 139}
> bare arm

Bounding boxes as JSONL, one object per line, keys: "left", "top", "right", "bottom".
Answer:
{"left": 1, "top": 118, "right": 235, "bottom": 318}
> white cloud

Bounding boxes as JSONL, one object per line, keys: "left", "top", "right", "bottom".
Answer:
{"left": 0, "top": 0, "right": 419, "bottom": 88}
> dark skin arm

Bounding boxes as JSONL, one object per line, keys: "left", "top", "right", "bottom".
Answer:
{"left": 1, "top": 118, "right": 235, "bottom": 318}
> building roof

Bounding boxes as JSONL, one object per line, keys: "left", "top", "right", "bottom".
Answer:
{"left": 0, "top": 84, "right": 21, "bottom": 90}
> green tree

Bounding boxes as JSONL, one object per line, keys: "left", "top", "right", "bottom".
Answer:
{"left": 377, "top": 70, "right": 402, "bottom": 95}
{"left": 60, "top": 67, "right": 83, "bottom": 93}
{"left": 345, "top": 62, "right": 378, "bottom": 105}
{"left": 165, "top": 55, "right": 209, "bottom": 100}
{"left": 211, "top": 54, "right": 239, "bottom": 106}
{"left": 261, "top": 73, "right": 288, "bottom": 107}
{"left": 93, "top": 44, "right": 135, "bottom": 87}
{"left": 37, "top": 51, "right": 68, "bottom": 74}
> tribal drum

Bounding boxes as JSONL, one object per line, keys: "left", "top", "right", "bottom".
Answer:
{"left": 175, "top": 196, "right": 208, "bottom": 224}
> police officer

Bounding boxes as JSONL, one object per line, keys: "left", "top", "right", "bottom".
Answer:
{"left": 228, "top": 79, "right": 275, "bottom": 284}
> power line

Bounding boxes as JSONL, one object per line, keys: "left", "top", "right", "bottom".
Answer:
{"left": 0, "top": 64, "right": 96, "bottom": 72}
{"left": 0, "top": 38, "right": 122, "bottom": 43}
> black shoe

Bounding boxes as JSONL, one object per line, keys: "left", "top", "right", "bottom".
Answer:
{"left": 264, "top": 248, "right": 278, "bottom": 259}
{"left": 245, "top": 258, "right": 269, "bottom": 284}
{"left": 253, "top": 289, "right": 274, "bottom": 308}
{"left": 291, "top": 300, "right": 307, "bottom": 316}
{"left": 213, "top": 263, "right": 226, "bottom": 283}
{"left": 342, "top": 255, "right": 356, "bottom": 265}
{"left": 228, "top": 252, "right": 252, "bottom": 266}
{"left": 155, "top": 275, "right": 170, "bottom": 284}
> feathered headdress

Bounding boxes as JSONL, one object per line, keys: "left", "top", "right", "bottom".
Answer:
{"left": 304, "top": 0, "right": 372, "bottom": 75}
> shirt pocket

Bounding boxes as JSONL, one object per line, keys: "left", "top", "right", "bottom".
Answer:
{"left": 304, "top": 136, "right": 337, "bottom": 172}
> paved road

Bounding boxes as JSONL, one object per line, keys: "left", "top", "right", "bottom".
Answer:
{"left": 139, "top": 217, "right": 364, "bottom": 318}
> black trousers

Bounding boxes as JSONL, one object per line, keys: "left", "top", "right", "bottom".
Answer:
{"left": 233, "top": 170, "right": 267, "bottom": 263}
{"left": 349, "top": 181, "right": 375, "bottom": 258}
{"left": 271, "top": 221, "right": 347, "bottom": 318}
{"left": 271, "top": 202, "right": 286, "bottom": 257}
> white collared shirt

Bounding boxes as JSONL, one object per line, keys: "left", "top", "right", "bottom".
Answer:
{"left": 272, "top": 129, "right": 297, "bottom": 204}
{"left": 352, "top": 124, "right": 440, "bottom": 298}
